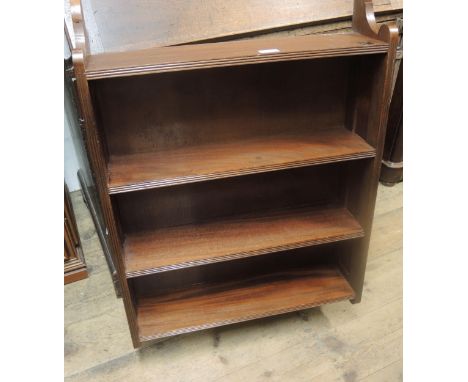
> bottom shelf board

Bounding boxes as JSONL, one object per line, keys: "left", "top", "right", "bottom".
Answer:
{"left": 136, "top": 265, "right": 355, "bottom": 342}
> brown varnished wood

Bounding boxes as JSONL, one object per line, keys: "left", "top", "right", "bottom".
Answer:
{"left": 64, "top": 258, "right": 88, "bottom": 284}
{"left": 131, "top": 244, "right": 340, "bottom": 295}
{"left": 66, "top": 185, "right": 404, "bottom": 376}
{"left": 380, "top": 59, "right": 403, "bottom": 185}
{"left": 91, "top": 58, "right": 350, "bottom": 158}
{"left": 71, "top": 0, "right": 398, "bottom": 347}
{"left": 136, "top": 265, "right": 354, "bottom": 341}
{"left": 124, "top": 206, "right": 363, "bottom": 277}
{"left": 338, "top": 0, "right": 399, "bottom": 302}
{"left": 115, "top": 164, "right": 350, "bottom": 233}
{"left": 64, "top": 184, "right": 88, "bottom": 284}
{"left": 82, "top": 0, "right": 402, "bottom": 53}
{"left": 64, "top": 184, "right": 80, "bottom": 247}
{"left": 108, "top": 128, "right": 375, "bottom": 194}
{"left": 70, "top": 0, "right": 140, "bottom": 347}
{"left": 86, "top": 33, "right": 387, "bottom": 79}
{"left": 382, "top": 60, "right": 403, "bottom": 161}
{"left": 236, "top": 13, "right": 402, "bottom": 49}
{"left": 70, "top": 0, "right": 89, "bottom": 58}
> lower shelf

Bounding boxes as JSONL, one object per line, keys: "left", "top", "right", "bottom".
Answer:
{"left": 136, "top": 265, "right": 354, "bottom": 342}
{"left": 124, "top": 206, "right": 363, "bottom": 277}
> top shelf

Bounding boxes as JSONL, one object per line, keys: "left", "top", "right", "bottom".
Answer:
{"left": 85, "top": 32, "right": 388, "bottom": 80}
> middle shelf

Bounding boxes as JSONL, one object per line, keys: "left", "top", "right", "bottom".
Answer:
{"left": 124, "top": 206, "right": 363, "bottom": 278}
{"left": 108, "top": 127, "right": 375, "bottom": 194}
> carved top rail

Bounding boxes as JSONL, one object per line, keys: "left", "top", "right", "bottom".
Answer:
{"left": 70, "top": 0, "right": 89, "bottom": 67}
{"left": 353, "top": 0, "right": 399, "bottom": 45}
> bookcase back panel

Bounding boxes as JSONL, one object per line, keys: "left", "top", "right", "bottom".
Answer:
{"left": 344, "top": 54, "right": 384, "bottom": 145}
{"left": 115, "top": 164, "right": 349, "bottom": 233}
{"left": 91, "top": 57, "right": 352, "bottom": 156}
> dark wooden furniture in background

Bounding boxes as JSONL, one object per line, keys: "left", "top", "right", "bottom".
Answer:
{"left": 381, "top": 59, "right": 403, "bottom": 185}
{"left": 65, "top": 183, "right": 88, "bottom": 284}
{"left": 70, "top": 0, "right": 397, "bottom": 347}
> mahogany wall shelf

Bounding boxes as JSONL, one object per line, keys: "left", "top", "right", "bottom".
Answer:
{"left": 70, "top": 0, "right": 398, "bottom": 347}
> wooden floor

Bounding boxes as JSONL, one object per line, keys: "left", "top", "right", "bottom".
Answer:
{"left": 64, "top": 182, "right": 402, "bottom": 382}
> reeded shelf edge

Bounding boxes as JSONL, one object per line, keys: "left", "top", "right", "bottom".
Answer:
{"left": 108, "top": 128, "right": 376, "bottom": 195}
{"left": 126, "top": 231, "right": 363, "bottom": 278}
{"left": 136, "top": 266, "right": 355, "bottom": 341}
{"left": 109, "top": 152, "right": 375, "bottom": 195}
{"left": 86, "top": 33, "right": 388, "bottom": 80}
{"left": 124, "top": 206, "right": 364, "bottom": 278}
{"left": 139, "top": 294, "right": 353, "bottom": 342}
{"left": 87, "top": 48, "right": 387, "bottom": 80}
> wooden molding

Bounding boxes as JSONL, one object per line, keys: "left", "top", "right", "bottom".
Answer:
{"left": 85, "top": 34, "right": 388, "bottom": 80}
{"left": 70, "top": 0, "right": 89, "bottom": 59}
{"left": 137, "top": 266, "right": 355, "bottom": 341}
{"left": 64, "top": 184, "right": 88, "bottom": 284}
{"left": 353, "top": 0, "right": 399, "bottom": 44}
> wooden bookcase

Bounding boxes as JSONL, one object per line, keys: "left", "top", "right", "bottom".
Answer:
{"left": 70, "top": 0, "right": 398, "bottom": 347}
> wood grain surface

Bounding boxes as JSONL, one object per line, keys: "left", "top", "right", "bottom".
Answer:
{"left": 64, "top": 183, "right": 402, "bottom": 380}
{"left": 70, "top": 0, "right": 399, "bottom": 347}
{"left": 136, "top": 265, "right": 355, "bottom": 341}
{"left": 124, "top": 207, "right": 363, "bottom": 277}
{"left": 91, "top": 57, "right": 351, "bottom": 159}
{"left": 115, "top": 164, "right": 350, "bottom": 236}
{"left": 81, "top": 0, "right": 402, "bottom": 53}
{"left": 86, "top": 33, "right": 387, "bottom": 79}
{"left": 65, "top": 179, "right": 88, "bottom": 284}
{"left": 108, "top": 128, "right": 375, "bottom": 194}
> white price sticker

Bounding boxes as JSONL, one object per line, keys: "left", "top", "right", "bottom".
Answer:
{"left": 258, "top": 48, "right": 281, "bottom": 54}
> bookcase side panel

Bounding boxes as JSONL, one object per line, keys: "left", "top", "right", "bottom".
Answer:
{"left": 341, "top": 24, "right": 399, "bottom": 302}
{"left": 72, "top": 54, "right": 141, "bottom": 348}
